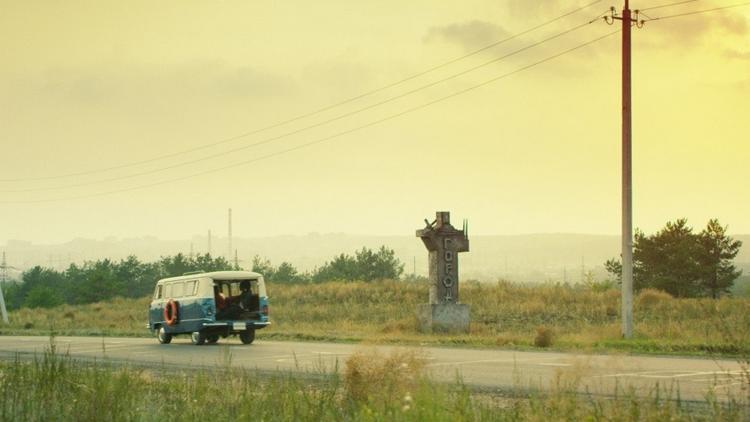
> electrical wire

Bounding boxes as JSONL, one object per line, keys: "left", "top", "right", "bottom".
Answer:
{"left": 639, "top": 0, "right": 700, "bottom": 11}
{"left": 1, "top": 30, "right": 621, "bottom": 204}
{"left": 643, "top": 0, "right": 750, "bottom": 20}
{"left": 0, "top": 0, "right": 604, "bottom": 183}
{"left": 0, "top": 16, "right": 606, "bottom": 194}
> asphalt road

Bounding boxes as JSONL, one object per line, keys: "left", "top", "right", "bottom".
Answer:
{"left": 0, "top": 335, "right": 745, "bottom": 401}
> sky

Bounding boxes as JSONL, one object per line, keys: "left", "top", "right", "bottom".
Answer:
{"left": 1, "top": 0, "right": 748, "bottom": 244}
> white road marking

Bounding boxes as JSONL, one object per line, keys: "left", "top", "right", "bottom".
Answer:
{"left": 598, "top": 370, "right": 728, "bottom": 379}
{"left": 427, "top": 358, "right": 537, "bottom": 367}
{"left": 537, "top": 362, "right": 573, "bottom": 367}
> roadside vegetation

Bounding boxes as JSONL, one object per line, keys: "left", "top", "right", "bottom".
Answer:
{"left": 1, "top": 219, "right": 747, "bottom": 355}
{"left": 4, "top": 280, "right": 750, "bottom": 356}
{"left": 1, "top": 341, "right": 747, "bottom": 421}
{"left": 0, "top": 246, "right": 402, "bottom": 310}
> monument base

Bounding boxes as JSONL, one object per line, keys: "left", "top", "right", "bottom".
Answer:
{"left": 417, "top": 303, "right": 470, "bottom": 333}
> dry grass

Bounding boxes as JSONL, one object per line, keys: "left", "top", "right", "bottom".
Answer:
{"left": 3, "top": 344, "right": 747, "bottom": 421}
{"left": 4, "top": 280, "right": 750, "bottom": 355}
{"left": 533, "top": 326, "right": 554, "bottom": 348}
{"left": 343, "top": 348, "right": 426, "bottom": 406}
{"left": 636, "top": 288, "right": 674, "bottom": 309}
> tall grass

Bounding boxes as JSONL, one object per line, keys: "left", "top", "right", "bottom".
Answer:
{"left": 0, "top": 341, "right": 747, "bottom": 421}
{"left": 3, "top": 280, "right": 750, "bottom": 355}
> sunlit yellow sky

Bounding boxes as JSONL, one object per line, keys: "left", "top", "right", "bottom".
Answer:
{"left": 1, "top": 0, "right": 748, "bottom": 244}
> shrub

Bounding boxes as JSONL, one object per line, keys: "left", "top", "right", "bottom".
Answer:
{"left": 24, "top": 286, "right": 63, "bottom": 309}
{"left": 534, "top": 326, "right": 554, "bottom": 348}
{"left": 343, "top": 349, "right": 426, "bottom": 406}
{"left": 636, "top": 288, "right": 673, "bottom": 309}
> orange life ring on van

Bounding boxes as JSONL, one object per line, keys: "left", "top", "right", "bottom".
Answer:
{"left": 164, "top": 299, "right": 179, "bottom": 326}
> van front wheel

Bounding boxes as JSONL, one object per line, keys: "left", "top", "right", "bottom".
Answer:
{"left": 191, "top": 331, "right": 206, "bottom": 345}
{"left": 239, "top": 329, "right": 255, "bottom": 345}
{"left": 157, "top": 327, "right": 172, "bottom": 344}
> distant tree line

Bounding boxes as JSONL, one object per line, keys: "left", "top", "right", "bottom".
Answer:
{"left": 2, "top": 246, "right": 404, "bottom": 309}
{"left": 252, "top": 246, "right": 404, "bottom": 284}
{"left": 605, "top": 219, "right": 742, "bottom": 298}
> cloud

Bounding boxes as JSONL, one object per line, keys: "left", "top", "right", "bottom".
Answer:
{"left": 643, "top": 8, "right": 748, "bottom": 47}
{"left": 716, "top": 11, "right": 748, "bottom": 35}
{"left": 423, "top": 20, "right": 511, "bottom": 52}
{"left": 12, "top": 61, "right": 298, "bottom": 107}
{"left": 724, "top": 49, "right": 750, "bottom": 60}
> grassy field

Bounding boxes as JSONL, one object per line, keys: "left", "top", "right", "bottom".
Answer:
{"left": 1, "top": 340, "right": 747, "bottom": 421}
{"left": 3, "top": 280, "right": 750, "bottom": 356}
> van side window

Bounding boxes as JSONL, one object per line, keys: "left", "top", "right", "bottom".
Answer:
{"left": 165, "top": 283, "right": 173, "bottom": 298}
{"left": 186, "top": 280, "right": 197, "bottom": 297}
{"left": 175, "top": 282, "right": 186, "bottom": 297}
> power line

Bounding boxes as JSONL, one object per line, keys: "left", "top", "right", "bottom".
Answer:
{"left": 639, "top": 0, "right": 700, "bottom": 11}
{"left": 0, "top": 1, "right": 605, "bottom": 183}
{"left": 644, "top": 0, "right": 750, "bottom": 20}
{"left": 2, "top": 30, "right": 621, "bottom": 204}
{"left": 0, "top": 17, "right": 606, "bottom": 194}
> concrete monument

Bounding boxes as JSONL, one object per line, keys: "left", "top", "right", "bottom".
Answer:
{"left": 416, "top": 211, "right": 470, "bottom": 333}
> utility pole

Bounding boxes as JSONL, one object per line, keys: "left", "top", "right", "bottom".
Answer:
{"left": 607, "top": 1, "right": 635, "bottom": 338}
{"left": 581, "top": 255, "right": 585, "bottom": 283}
{"left": 0, "top": 252, "right": 10, "bottom": 323}
{"left": 228, "top": 208, "right": 233, "bottom": 261}
{"left": 208, "top": 230, "right": 212, "bottom": 257}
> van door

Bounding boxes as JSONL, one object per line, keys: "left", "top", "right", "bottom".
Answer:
{"left": 174, "top": 280, "right": 205, "bottom": 333}
{"left": 149, "top": 284, "right": 164, "bottom": 328}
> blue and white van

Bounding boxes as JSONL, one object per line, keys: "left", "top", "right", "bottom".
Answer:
{"left": 147, "top": 270, "right": 270, "bottom": 345}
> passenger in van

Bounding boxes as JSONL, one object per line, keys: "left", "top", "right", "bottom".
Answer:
{"left": 237, "top": 280, "right": 253, "bottom": 310}
{"left": 214, "top": 285, "right": 228, "bottom": 311}
{"left": 220, "top": 280, "right": 256, "bottom": 319}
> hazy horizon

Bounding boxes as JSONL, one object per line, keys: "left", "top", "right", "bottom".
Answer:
{"left": 3, "top": 232, "right": 750, "bottom": 284}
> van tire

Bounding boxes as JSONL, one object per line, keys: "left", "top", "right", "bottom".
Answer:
{"left": 157, "top": 326, "right": 172, "bottom": 344}
{"left": 239, "top": 329, "right": 255, "bottom": 345}
{"left": 191, "top": 331, "right": 206, "bottom": 345}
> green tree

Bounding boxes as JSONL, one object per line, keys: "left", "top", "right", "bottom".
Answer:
{"left": 356, "top": 246, "right": 404, "bottom": 281}
{"left": 635, "top": 219, "right": 703, "bottom": 297}
{"left": 312, "top": 246, "right": 403, "bottom": 282}
{"left": 274, "top": 262, "right": 307, "bottom": 283}
{"left": 251, "top": 256, "right": 276, "bottom": 280}
{"left": 696, "top": 219, "right": 742, "bottom": 298}
{"left": 2, "top": 281, "right": 23, "bottom": 310}
{"left": 605, "top": 219, "right": 743, "bottom": 298}
{"left": 24, "top": 286, "right": 63, "bottom": 308}
{"left": 312, "top": 253, "right": 358, "bottom": 282}
{"left": 192, "top": 253, "right": 233, "bottom": 273}
{"left": 20, "top": 266, "right": 67, "bottom": 304}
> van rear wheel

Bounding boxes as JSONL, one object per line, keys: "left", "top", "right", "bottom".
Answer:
{"left": 157, "top": 327, "right": 172, "bottom": 344}
{"left": 191, "top": 331, "right": 206, "bottom": 345}
{"left": 239, "top": 329, "right": 255, "bottom": 345}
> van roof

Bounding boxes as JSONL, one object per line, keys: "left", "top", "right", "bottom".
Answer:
{"left": 158, "top": 270, "right": 263, "bottom": 283}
